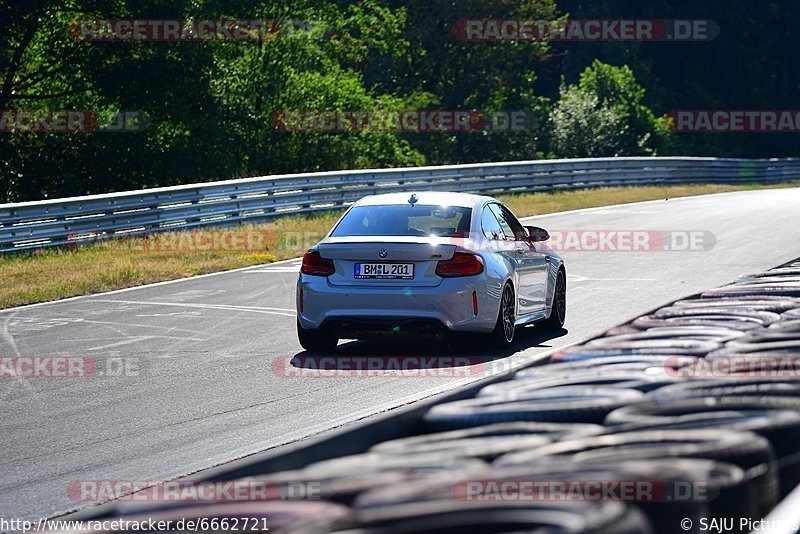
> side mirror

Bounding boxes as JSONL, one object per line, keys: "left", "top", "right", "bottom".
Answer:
{"left": 525, "top": 226, "right": 549, "bottom": 243}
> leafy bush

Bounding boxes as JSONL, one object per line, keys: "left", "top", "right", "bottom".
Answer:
{"left": 550, "top": 60, "right": 672, "bottom": 158}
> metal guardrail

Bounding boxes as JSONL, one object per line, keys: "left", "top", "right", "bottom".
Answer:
{"left": 2, "top": 156, "right": 799, "bottom": 252}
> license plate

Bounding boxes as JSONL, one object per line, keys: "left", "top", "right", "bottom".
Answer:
{"left": 354, "top": 263, "right": 414, "bottom": 280}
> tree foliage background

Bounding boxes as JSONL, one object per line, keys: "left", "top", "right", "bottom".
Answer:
{"left": 1, "top": 0, "right": 797, "bottom": 202}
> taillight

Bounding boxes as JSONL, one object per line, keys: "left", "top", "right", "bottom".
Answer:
{"left": 436, "top": 252, "right": 484, "bottom": 278}
{"left": 301, "top": 250, "right": 335, "bottom": 276}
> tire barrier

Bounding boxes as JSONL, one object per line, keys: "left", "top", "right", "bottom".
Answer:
{"left": 604, "top": 400, "right": 800, "bottom": 497}
{"left": 309, "top": 500, "right": 653, "bottom": 534}
{"left": 769, "top": 320, "right": 800, "bottom": 333}
{"left": 702, "top": 284, "right": 800, "bottom": 298}
{"left": 712, "top": 336, "right": 800, "bottom": 355}
{"left": 494, "top": 429, "right": 778, "bottom": 516}
{"left": 586, "top": 328, "right": 746, "bottom": 343}
{"left": 648, "top": 379, "right": 800, "bottom": 401}
{"left": 634, "top": 308, "right": 782, "bottom": 329}
{"left": 63, "top": 257, "right": 800, "bottom": 533}
{"left": 422, "top": 387, "right": 645, "bottom": 430}
{"left": 673, "top": 297, "right": 800, "bottom": 313}
{"left": 515, "top": 356, "right": 699, "bottom": 377}
{"left": 264, "top": 454, "right": 489, "bottom": 505}
{"left": 476, "top": 372, "right": 679, "bottom": 395}
{"left": 612, "top": 325, "right": 754, "bottom": 337}
{"left": 549, "top": 347, "right": 704, "bottom": 362}
{"left": 285, "top": 498, "right": 654, "bottom": 534}
{"left": 630, "top": 317, "right": 767, "bottom": 332}
{"left": 369, "top": 422, "right": 604, "bottom": 461}
{"left": 578, "top": 338, "right": 722, "bottom": 356}
{"left": 350, "top": 459, "right": 748, "bottom": 534}
{"left": 297, "top": 453, "right": 489, "bottom": 482}
{"left": 370, "top": 433, "right": 553, "bottom": 462}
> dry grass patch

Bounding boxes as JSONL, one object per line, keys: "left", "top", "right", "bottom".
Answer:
{"left": 0, "top": 211, "right": 341, "bottom": 309}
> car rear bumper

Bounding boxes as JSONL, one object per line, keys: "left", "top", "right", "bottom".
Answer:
{"left": 297, "top": 275, "right": 498, "bottom": 335}
{"left": 321, "top": 317, "right": 448, "bottom": 339}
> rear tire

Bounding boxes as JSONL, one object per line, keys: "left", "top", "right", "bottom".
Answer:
{"left": 297, "top": 320, "right": 338, "bottom": 352}
{"left": 541, "top": 268, "right": 566, "bottom": 330}
{"left": 489, "top": 283, "right": 516, "bottom": 347}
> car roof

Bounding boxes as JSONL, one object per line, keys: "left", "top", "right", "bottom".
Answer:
{"left": 354, "top": 191, "right": 495, "bottom": 208}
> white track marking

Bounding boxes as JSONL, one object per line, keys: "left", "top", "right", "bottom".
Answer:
{"left": 86, "top": 334, "right": 206, "bottom": 351}
{"left": 93, "top": 299, "right": 296, "bottom": 317}
{"left": 568, "top": 274, "right": 657, "bottom": 282}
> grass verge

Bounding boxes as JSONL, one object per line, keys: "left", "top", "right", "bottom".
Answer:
{"left": 1, "top": 181, "right": 796, "bottom": 309}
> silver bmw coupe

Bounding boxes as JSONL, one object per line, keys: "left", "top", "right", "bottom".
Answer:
{"left": 296, "top": 191, "right": 566, "bottom": 351}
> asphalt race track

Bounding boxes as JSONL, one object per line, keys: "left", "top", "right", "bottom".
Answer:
{"left": 3, "top": 188, "right": 800, "bottom": 520}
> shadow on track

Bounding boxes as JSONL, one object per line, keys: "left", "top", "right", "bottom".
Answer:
{"left": 288, "top": 326, "right": 569, "bottom": 372}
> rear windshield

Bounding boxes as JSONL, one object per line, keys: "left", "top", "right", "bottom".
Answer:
{"left": 331, "top": 205, "right": 472, "bottom": 237}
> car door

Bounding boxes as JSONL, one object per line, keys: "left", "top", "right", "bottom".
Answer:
{"left": 480, "top": 204, "right": 518, "bottom": 303}
{"left": 489, "top": 203, "right": 548, "bottom": 316}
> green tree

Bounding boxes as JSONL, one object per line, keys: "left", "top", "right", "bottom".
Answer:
{"left": 557, "top": 0, "right": 800, "bottom": 158}
{"left": 0, "top": 0, "right": 426, "bottom": 202}
{"left": 378, "top": 0, "right": 560, "bottom": 164}
{"left": 550, "top": 60, "right": 671, "bottom": 157}
{"left": 209, "top": 0, "right": 424, "bottom": 175}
